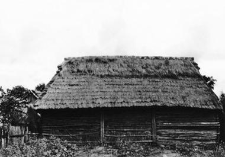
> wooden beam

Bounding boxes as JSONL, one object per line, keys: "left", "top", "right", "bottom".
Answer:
{"left": 105, "top": 134, "right": 154, "bottom": 137}
{"left": 100, "top": 111, "right": 105, "bottom": 144}
{"left": 152, "top": 108, "right": 157, "bottom": 142}
{"left": 216, "top": 113, "right": 220, "bottom": 143}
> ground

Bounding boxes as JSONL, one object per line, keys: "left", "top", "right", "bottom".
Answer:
{"left": 0, "top": 137, "right": 223, "bottom": 157}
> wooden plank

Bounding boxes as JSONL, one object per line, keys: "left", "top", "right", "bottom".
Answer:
{"left": 105, "top": 134, "right": 153, "bottom": 137}
{"left": 152, "top": 109, "right": 156, "bottom": 142}
{"left": 100, "top": 111, "right": 104, "bottom": 144}
{"left": 104, "top": 140, "right": 153, "bottom": 144}
{"left": 9, "top": 134, "right": 25, "bottom": 138}
{"left": 132, "top": 140, "right": 153, "bottom": 143}
{"left": 42, "top": 124, "right": 100, "bottom": 128}
{"left": 42, "top": 132, "right": 99, "bottom": 137}
{"left": 157, "top": 122, "right": 220, "bottom": 126}
{"left": 157, "top": 137, "right": 217, "bottom": 141}
{"left": 157, "top": 131, "right": 219, "bottom": 136}
{"left": 105, "top": 128, "right": 151, "bottom": 131}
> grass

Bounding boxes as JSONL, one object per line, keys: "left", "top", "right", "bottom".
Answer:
{"left": 0, "top": 137, "right": 224, "bottom": 157}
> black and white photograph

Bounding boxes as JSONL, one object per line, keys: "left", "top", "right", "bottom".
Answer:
{"left": 0, "top": 0, "right": 225, "bottom": 156}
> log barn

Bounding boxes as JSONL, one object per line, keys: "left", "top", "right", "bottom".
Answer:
{"left": 35, "top": 56, "right": 222, "bottom": 148}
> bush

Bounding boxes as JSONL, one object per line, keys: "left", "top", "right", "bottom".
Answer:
{"left": 0, "top": 136, "right": 79, "bottom": 157}
{"left": 1, "top": 137, "right": 225, "bottom": 157}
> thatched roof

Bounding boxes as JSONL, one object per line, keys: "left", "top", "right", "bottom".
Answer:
{"left": 35, "top": 56, "right": 222, "bottom": 110}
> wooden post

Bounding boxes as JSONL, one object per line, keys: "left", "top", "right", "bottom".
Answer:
{"left": 1, "top": 128, "right": 3, "bottom": 148}
{"left": 151, "top": 108, "right": 157, "bottom": 142}
{"left": 100, "top": 111, "right": 105, "bottom": 144}
{"left": 24, "top": 126, "right": 28, "bottom": 143}
{"left": 6, "top": 130, "right": 9, "bottom": 147}
{"left": 21, "top": 126, "right": 24, "bottom": 144}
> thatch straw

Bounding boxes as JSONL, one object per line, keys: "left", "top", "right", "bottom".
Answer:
{"left": 35, "top": 56, "right": 222, "bottom": 110}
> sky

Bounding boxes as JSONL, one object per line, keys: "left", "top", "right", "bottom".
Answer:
{"left": 0, "top": 0, "right": 225, "bottom": 96}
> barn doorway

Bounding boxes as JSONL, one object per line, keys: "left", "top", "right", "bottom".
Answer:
{"left": 103, "top": 107, "right": 154, "bottom": 144}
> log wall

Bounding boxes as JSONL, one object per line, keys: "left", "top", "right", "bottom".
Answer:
{"left": 156, "top": 108, "right": 220, "bottom": 148}
{"left": 39, "top": 107, "right": 220, "bottom": 148}
{"left": 40, "top": 109, "right": 101, "bottom": 144}
{"left": 104, "top": 108, "right": 153, "bottom": 144}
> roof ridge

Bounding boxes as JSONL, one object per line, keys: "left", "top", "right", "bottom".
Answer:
{"left": 64, "top": 56, "right": 194, "bottom": 61}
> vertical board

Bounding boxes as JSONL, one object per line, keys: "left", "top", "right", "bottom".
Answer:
{"left": 8, "top": 125, "right": 26, "bottom": 145}
{"left": 151, "top": 109, "right": 157, "bottom": 142}
{"left": 100, "top": 111, "right": 104, "bottom": 144}
{"left": 104, "top": 108, "right": 153, "bottom": 144}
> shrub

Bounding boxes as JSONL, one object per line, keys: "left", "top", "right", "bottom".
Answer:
{"left": 0, "top": 136, "right": 79, "bottom": 157}
{"left": 1, "top": 137, "right": 225, "bottom": 157}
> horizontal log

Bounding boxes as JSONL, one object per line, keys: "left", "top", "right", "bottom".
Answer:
{"left": 42, "top": 132, "right": 100, "bottom": 137}
{"left": 105, "top": 128, "right": 151, "bottom": 131}
{"left": 43, "top": 119, "right": 100, "bottom": 122}
{"left": 157, "top": 132, "right": 219, "bottom": 137}
{"left": 43, "top": 116, "right": 99, "bottom": 119}
{"left": 156, "top": 112, "right": 216, "bottom": 116}
{"left": 105, "top": 121, "right": 151, "bottom": 124}
{"left": 157, "top": 134, "right": 218, "bottom": 139}
{"left": 43, "top": 121, "right": 100, "bottom": 125}
{"left": 106, "top": 114, "right": 151, "bottom": 117}
{"left": 156, "top": 111, "right": 217, "bottom": 115}
{"left": 157, "top": 129, "right": 218, "bottom": 133}
{"left": 156, "top": 117, "right": 218, "bottom": 121}
{"left": 28, "top": 133, "right": 39, "bottom": 135}
{"left": 132, "top": 140, "right": 153, "bottom": 143}
{"left": 157, "top": 136, "right": 217, "bottom": 141}
{"left": 157, "top": 122, "right": 219, "bottom": 126}
{"left": 9, "top": 134, "right": 25, "bottom": 137}
{"left": 105, "top": 124, "right": 151, "bottom": 128}
{"left": 42, "top": 131, "right": 100, "bottom": 135}
{"left": 157, "top": 125, "right": 220, "bottom": 128}
{"left": 43, "top": 129, "right": 100, "bottom": 133}
{"left": 157, "top": 130, "right": 218, "bottom": 134}
{"left": 157, "top": 121, "right": 219, "bottom": 125}
{"left": 43, "top": 117, "right": 100, "bottom": 120}
{"left": 66, "top": 141, "right": 100, "bottom": 145}
{"left": 157, "top": 140, "right": 217, "bottom": 146}
{"left": 156, "top": 117, "right": 217, "bottom": 120}
{"left": 105, "top": 134, "right": 153, "bottom": 137}
{"left": 157, "top": 122, "right": 219, "bottom": 125}
{"left": 105, "top": 140, "right": 153, "bottom": 143}
{"left": 105, "top": 118, "right": 151, "bottom": 121}
{"left": 42, "top": 124, "right": 100, "bottom": 128}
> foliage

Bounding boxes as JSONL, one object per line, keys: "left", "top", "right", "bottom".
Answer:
{"left": 0, "top": 136, "right": 79, "bottom": 157}
{"left": 112, "top": 140, "right": 156, "bottom": 156}
{"left": 0, "top": 86, "right": 32, "bottom": 124}
{"left": 35, "top": 83, "right": 45, "bottom": 92}
{"left": 220, "top": 92, "right": 225, "bottom": 107}
{"left": 174, "top": 143, "right": 209, "bottom": 157}
{"left": 192, "top": 63, "right": 216, "bottom": 90}
{"left": 203, "top": 75, "right": 216, "bottom": 90}
{"left": 1, "top": 137, "right": 225, "bottom": 157}
{"left": 219, "top": 92, "right": 225, "bottom": 142}
{"left": 0, "top": 86, "right": 6, "bottom": 99}
{"left": 213, "top": 143, "right": 225, "bottom": 157}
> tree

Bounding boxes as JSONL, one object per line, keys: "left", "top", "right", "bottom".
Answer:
{"left": 192, "top": 62, "right": 216, "bottom": 90}
{"left": 0, "top": 86, "right": 32, "bottom": 124}
{"left": 202, "top": 75, "right": 216, "bottom": 90}
{"left": 219, "top": 92, "right": 225, "bottom": 142}
{"left": 35, "top": 83, "right": 45, "bottom": 92}
{"left": 0, "top": 86, "right": 5, "bottom": 99}
{"left": 220, "top": 92, "right": 225, "bottom": 104}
